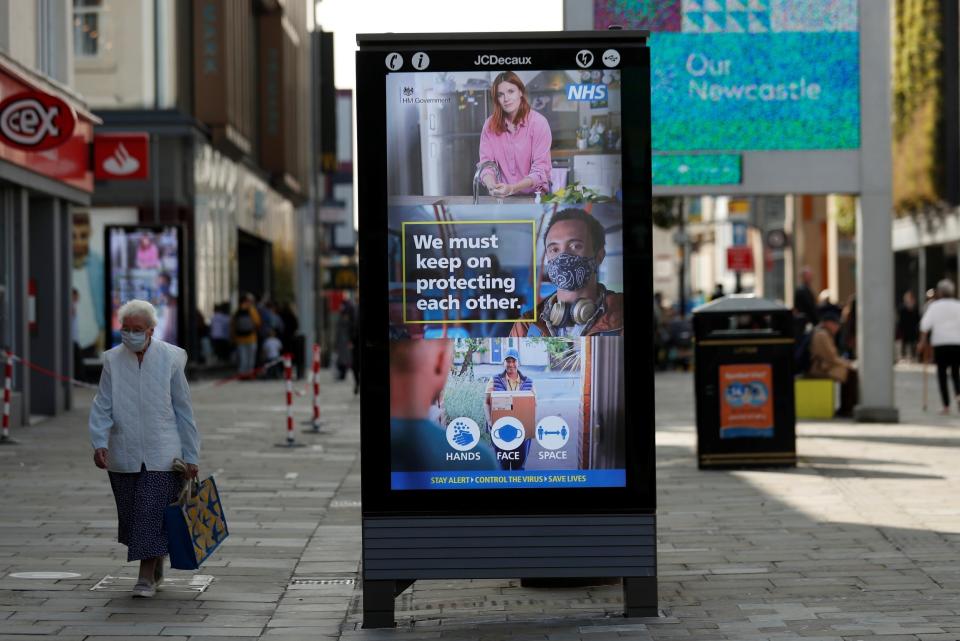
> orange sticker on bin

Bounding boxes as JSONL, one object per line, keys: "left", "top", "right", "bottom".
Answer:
{"left": 719, "top": 364, "right": 774, "bottom": 438}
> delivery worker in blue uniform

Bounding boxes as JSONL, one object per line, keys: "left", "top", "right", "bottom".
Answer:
{"left": 485, "top": 348, "right": 536, "bottom": 470}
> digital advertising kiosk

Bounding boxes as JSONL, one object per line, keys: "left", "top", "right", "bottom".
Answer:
{"left": 356, "top": 30, "right": 654, "bottom": 627}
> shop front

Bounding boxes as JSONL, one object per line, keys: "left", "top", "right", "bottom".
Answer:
{"left": 0, "top": 53, "right": 98, "bottom": 427}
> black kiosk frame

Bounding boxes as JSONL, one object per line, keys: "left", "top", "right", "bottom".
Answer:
{"left": 356, "top": 30, "right": 654, "bottom": 628}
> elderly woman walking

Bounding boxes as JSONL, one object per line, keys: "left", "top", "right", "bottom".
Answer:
{"left": 89, "top": 299, "right": 201, "bottom": 597}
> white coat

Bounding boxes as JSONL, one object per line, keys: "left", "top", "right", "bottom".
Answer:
{"left": 88, "top": 339, "right": 201, "bottom": 472}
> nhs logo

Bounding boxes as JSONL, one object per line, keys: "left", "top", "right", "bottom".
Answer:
{"left": 566, "top": 83, "right": 607, "bottom": 101}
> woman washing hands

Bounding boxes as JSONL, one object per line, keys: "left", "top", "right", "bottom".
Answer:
{"left": 478, "top": 71, "right": 552, "bottom": 198}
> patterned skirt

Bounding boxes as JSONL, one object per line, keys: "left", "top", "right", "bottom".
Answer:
{"left": 108, "top": 465, "right": 184, "bottom": 562}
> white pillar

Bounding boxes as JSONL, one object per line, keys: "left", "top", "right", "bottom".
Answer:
{"left": 854, "top": 0, "right": 898, "bottom": 422}
{"left": 827, "top": 197, "right": 839, "bottom": 302}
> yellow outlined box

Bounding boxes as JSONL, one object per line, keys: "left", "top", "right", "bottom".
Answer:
{"left": 401, "top": 220, "right": 538, "bottom": 325}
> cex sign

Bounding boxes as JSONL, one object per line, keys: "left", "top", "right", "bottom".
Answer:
{"left": 0, "top": 91, "right": 76, "bottom": 152}
{"left": 93, "top": 133, "right": 149, "bottom": 180}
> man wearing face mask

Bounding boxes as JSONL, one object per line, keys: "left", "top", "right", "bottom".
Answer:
{"left": 89, "top": 299, "right": 201, "bottom": 599}
{"left": 511, "top": 208, "right": 623, "bottom": 337}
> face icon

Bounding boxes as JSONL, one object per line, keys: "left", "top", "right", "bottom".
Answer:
{"left": 504, "top": 357, "right": 518, "bottom": 377}
{"left": 496, "top": 81, "right": 523, "bottom": 117}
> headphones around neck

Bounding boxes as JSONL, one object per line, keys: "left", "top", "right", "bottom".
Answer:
{"left": 547, "top": 297, "right": 599, "bottom": 328}
{"left": 545, "top": 285, "right": 608, "bottom": 329}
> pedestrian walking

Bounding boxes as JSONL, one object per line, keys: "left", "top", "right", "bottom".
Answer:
{"left": 210, "top": 302, "right": 232, "bottom": 363}
{"left": 261, "top": 330, "right": 284, "bottom": 379}
{"left": 88, "top": 299, "right": 201, "bottom": 598}
{"left": 898, "top": 290, "right": 920, "bottom": 362}
{"left": 232, "top": 294, "right": 261, "bottom": 378}
{"left": 919, "top": 279, "right": 960, "bottom": 414}
{"left": 793, "top": 265, "right": 819, "bottom": 337}
{"left": 336, "top": 298, "right": 357, "bottom": 381}
{"left": 710, "top": 283, "right": 725, "bottom": 301}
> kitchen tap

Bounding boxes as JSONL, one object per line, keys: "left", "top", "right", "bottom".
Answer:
{"left": 473, "top": 161, "right": 503, "bottom": 204}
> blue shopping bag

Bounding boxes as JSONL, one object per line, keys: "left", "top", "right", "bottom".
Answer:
{"left": 164, "top": 475, "right": 229, "bottom": 570}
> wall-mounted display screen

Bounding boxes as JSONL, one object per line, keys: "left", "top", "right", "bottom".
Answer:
{"left": 595, "top": 0, "right": 860, "bottom": 154}
{"left": 105, "top": 225, "right": 182, "bottom": 348}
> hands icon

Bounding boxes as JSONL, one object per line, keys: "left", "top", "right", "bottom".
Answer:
{"left": 446, "top": 417, "right": 481, "bottom": 451}
{"left": 452, "top": 425, "right": 475, "bottom": 447}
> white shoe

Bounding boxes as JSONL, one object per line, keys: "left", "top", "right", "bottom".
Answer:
{"left": 132, "top": 579, "right": 156, "bottom": 598}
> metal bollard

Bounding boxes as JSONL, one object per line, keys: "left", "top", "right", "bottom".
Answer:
{"left": 302, "top": 344, "right": 325, "bottom": 433}
{"left": 1, "top": 351, "right": 15, "bottom": 445}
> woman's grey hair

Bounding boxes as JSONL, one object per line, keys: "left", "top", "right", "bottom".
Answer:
{"left": 118, "top": 299, "right": 158, "bottom": 328}
{"left": 937, "top": 279, "right": 956, "bottom": 298}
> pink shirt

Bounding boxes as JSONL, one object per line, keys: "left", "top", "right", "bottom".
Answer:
{"left": 478, "top": 109, "right": 552, "bottom": 195}
{"left": 136, "top": 243, "right": 160, "bottom": 269}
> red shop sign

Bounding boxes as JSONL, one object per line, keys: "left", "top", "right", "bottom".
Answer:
{"left": 0, "top": 91, "right": 77, "bottom": 152}
{"left": 726, "top": 246, "right": 754, "bottom": 272}
{"left": 94, "top": 133, "right": 149, "bottom": 180}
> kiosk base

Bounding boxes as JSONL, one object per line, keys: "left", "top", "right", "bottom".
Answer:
{"left": 362, "top": 579, "right": 414, "bottom": 629}
{"left": 361, "top": 514, "right": 657, "bottom": 628}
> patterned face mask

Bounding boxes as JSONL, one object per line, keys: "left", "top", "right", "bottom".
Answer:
{"left": 546, "top": 253, "right": 598, "bottom": 291}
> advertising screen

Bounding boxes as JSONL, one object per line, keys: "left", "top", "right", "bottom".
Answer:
{"left": 105, "top": 226, "right": 182, "bottom": 348}
{"left": 386, "top": 66, "right": 629, "bottom": 491}
{"left": 594, "top": 0, "right": 859, "bottom": 153}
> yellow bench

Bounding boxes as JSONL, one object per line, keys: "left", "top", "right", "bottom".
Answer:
{"left": 795, "top": 377, "right": 836, "bottom": 419}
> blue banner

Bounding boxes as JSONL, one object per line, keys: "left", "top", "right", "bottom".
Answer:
{"left": 651, "top": 32, "right": 860, "bottom": 151}
{"left": 392, "top": 469, "right": 627, "bottom": 490}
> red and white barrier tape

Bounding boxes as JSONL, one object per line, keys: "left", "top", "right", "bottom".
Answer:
{"left": 6, "top": 353, "right": 98, "bottom": 390}
{"left": 200, "top": 356, "right": 285, "bottom": 390}
{"left": 283, "top": 354, "right": 295, "bottom": 445}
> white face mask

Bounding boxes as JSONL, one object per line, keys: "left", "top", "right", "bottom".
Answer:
{"left": 121, "top": 330, "right": 148, "bottom": 353}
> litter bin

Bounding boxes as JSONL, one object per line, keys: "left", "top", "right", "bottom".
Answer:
{"left": 692, "top": 295, "right": 796, "bottom": 469}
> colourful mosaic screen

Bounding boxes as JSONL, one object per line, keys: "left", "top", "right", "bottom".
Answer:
{"left": 596, "top": 0, "right": 860, "bottom": 153}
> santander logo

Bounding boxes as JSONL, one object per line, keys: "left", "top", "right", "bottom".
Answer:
{"left": 0, "top": 91, "right": 76, "bottom": 152}
{"left": 93, "top": 133, "right": 149, "bottom": 180}
{"left": 102, "top": 143, "right": 140, "bottom": 176}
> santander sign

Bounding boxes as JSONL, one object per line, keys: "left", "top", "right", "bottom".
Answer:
{"left": 0, "top": 91, "right": 77, "bottom": 152}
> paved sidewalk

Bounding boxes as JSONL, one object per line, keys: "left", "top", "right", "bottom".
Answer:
{"left": 0, "top": 366, "right": 959, "bottom": 640}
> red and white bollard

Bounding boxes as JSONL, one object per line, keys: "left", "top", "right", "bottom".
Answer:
{"left": 283, "top": 353, "right": 295, "bottom": 445}
{"left": 309, "top": 344, "right": 323, "bottom": 431}
{"left": 1, "top": 351, "right": 13, "bottom": 444}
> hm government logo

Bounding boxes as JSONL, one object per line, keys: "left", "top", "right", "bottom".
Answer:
{"left": 400, "top": 85, "right": 451, "bottom": 106}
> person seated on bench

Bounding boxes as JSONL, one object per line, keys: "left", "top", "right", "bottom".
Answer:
{"left": 807, "top": 305, "right": 858, "bottom": 417}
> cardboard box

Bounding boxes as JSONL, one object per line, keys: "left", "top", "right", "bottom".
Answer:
{"left": 489, "top": 391, "right": 536, "bottom": 439}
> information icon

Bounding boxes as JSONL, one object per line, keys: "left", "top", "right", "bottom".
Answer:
{"left": 411, "top": 52, "right": 430, "bottom": 70}
{"left": 385, "top": 52, "right": 403, "bottom": 70}
{"left": 490, "top": 416, "right": 525, "bottom": 451}
{"left": 535, "top": 416, "right": 569, "bottom": 451}
{"left": 446, "top": 417, "right": 480, "bottom": 451}
{"left": 575, "top": 49, "right": 594, "bottom": 68}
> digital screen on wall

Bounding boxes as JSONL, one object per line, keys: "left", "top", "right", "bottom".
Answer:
{"left": 594, "top": 0, "right": 860, "bottom": 152}
{"left": 105, "top": 226, "right": 182, "bottom": 348}
{"left": 386, "top": 64, "right": 632, "bottom": 491}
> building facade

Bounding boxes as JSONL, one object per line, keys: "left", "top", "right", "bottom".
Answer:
{"left": 71, "top": 0, "right": 318, "bottom": 368}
